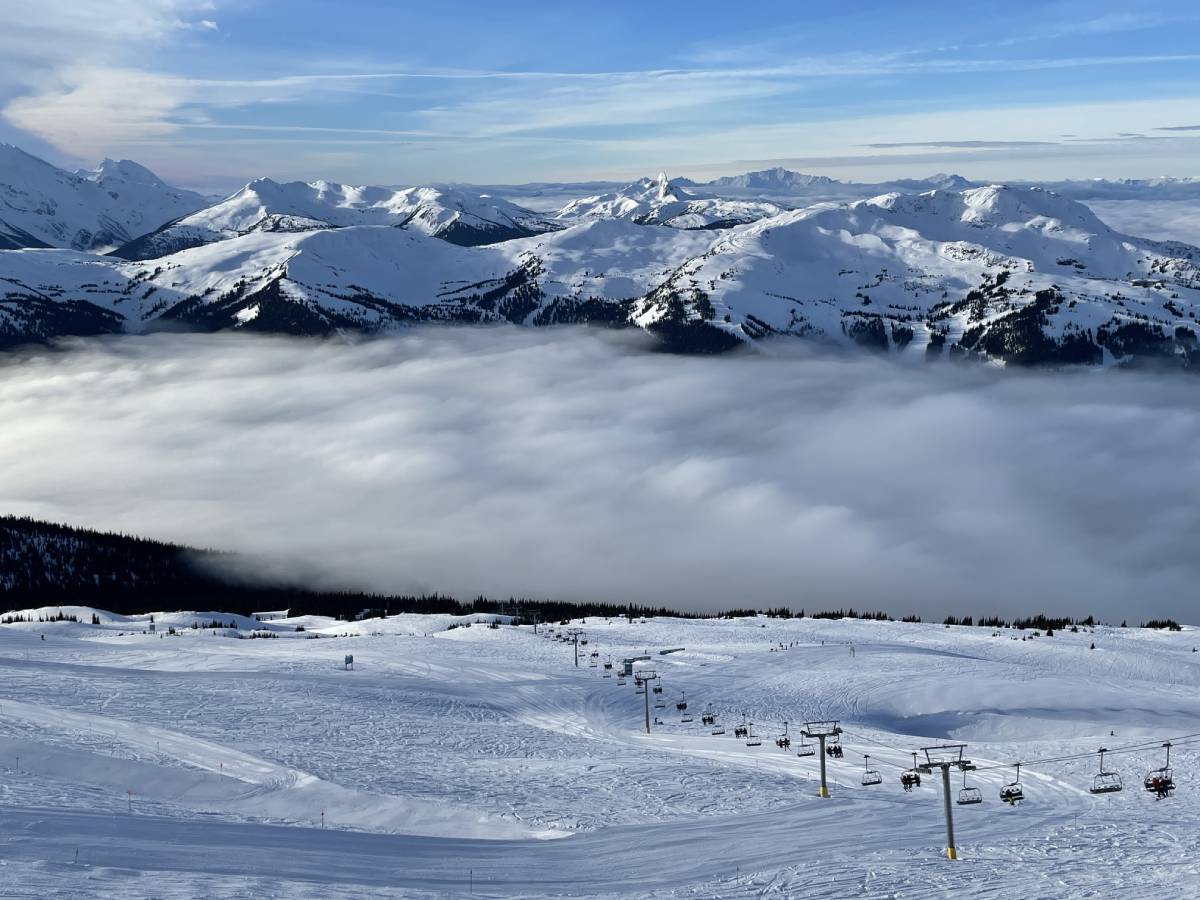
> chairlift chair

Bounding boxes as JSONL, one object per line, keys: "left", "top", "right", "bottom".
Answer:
{"left": 701, "top": 712, "right": 715, "bottom": 726}
{"left": 745, "top": 723, "right": 762, "bottom": 747}
{"left": 1000, "top": 763, "right": 1024, "bottom": 804}
{"left": 901, "top": 752, "right": 922, "bottom": 792}
{"left": 712, "top": 726, "right": 726, "bottom": 735}
{"left": 861, "top": 754, "right": 882, "bottom": 786}
{"left": 826, "top": 736, "right": 844, "bottom": 759}
{"left": 1089, "top": 748, "right": 1123, "bottom": 795}
{"left": 676, "top": 692, "right": 688, "bottom": 712}
{"left": 653, "top": 684, "right": 663, "bottom": 694}
{"left": 776, "top": 736, "right": 791, "bottom": 750}
{"left": 796, "top": 735, "right": 816, "bottom": 757}
{"left": 603, "top": 662, "right": 612, "bottom": 670}
{"left": 956, "top": 769, "right": 983, "bottom": 805}
{"left": 1143, "top": 743, "right": 1175, "bottom": 800}
{"left": 681, "top": 715, "right": 694, "bottom": 723}
{"left": 734, "top": 724, "right": 748, "bottom": 739}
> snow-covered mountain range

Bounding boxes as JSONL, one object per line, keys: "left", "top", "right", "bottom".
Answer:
{"left": 2, "top": 146, "right": 1199, "bottom": 367}
{"left": 0, "top": 145, "right": 208, "bottom": 251}
{"left": 113, "top": 179, "right": 561, "bottom": 260}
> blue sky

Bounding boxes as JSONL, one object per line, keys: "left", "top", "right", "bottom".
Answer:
{"left": 1, "top": 0, "right": 1198, "bottom": 188}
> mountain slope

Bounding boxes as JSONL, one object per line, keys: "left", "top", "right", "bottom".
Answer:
{"left": 113, "top": 179, "right": 561, "bottom": 260}
{"left": 556, "top": 172, "right": 788, "bottom": 229}
{"left": 635, "top": 185, "right": 1200, "bottom": 362}
{"left": 0, "top": 145, "right": 208, "bottom": 251}
{"left": 1, "top": 218, "right": 713, "bottom": 340}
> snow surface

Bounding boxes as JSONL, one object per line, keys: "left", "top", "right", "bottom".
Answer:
{"left": 0, "top": 609, "right": 1197, "bottom": 898}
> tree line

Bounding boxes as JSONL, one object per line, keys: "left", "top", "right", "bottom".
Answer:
{"left": 0, "top": 516, "right": 1187, "bottom": 630}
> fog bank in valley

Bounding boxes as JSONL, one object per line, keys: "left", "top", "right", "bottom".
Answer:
{"left": 2, "top": 328, "right": 1198, "bottom": 623}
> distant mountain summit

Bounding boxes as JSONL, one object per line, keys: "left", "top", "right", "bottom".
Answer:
{"left": 0, "top": 144, "right": 207, "bottom": 251}
{"left": 706, "top": 167, "right": 837, "bottom": 191}
{"left": 556, "top": 172, "right": 788, "bottom": 229}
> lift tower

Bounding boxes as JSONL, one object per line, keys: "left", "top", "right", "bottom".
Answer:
{"left": 917, "top": 744, "right": 975, "bottom": 860}
{"left": 801, "top": 721, "right": 842, "bottom": 798}
{"left": 567, "top": 629, "right": 585, "bottom": 667}
{"left": 637, "top": 670, "right": 659, "bottom": 734}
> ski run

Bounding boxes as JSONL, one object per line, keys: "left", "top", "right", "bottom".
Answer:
{"left": 0, "top": 608, "right": 1197, "bottom": 898}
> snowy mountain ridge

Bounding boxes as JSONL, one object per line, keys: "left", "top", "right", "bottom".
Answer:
{"left": 112, "top": 178, "right": 562, "bottom": 260}
{"left": 555, "top": 171, "right": 790, "bottom": 229}
{"left": 0, "top": 144, "right": 208, "bottom": 251}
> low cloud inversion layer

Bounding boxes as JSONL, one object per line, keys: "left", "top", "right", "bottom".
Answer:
{"left": 2, "top": 328, "right": 1198, "bottom": 622}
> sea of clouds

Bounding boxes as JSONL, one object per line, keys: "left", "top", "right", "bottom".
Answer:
{"left": 2, "top": 327, "right": 1199, "bottom": 622}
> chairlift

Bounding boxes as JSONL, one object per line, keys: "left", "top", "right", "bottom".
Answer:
{"left": 617, "top": 678, "right": 627, "bottom": 686}
{"left": 826, "top": 735, "right": 844, "bottom": 759}
{"left": 1000, "top": 763, "right": 1024, "bottom": 804}
{"left": 1143, "top": 743, "right": 1175, "bottom": 800}
{"left": 712, "top": 727, "right": 726, "bottom": 736}
{"left": 676, "top": 692, "right": 688, "bottom": 712}
{"left": 734, "top": 722, "right": 748, "bottom": 739}
{"left": 654, "top": 701, "right": 666, "bottom": 709}
{"left": 681, "top": 715, "right": 694, "bottom": 723}
{"left": 603, "top": 662, "right": 612, "bottom": 670}
{"left": 1089, "top": 748, "right": 1122, "bottom": 795}
{"left": 956, "top": 768, "right": 982, "bottom": 805}
{"left": 901, "top": 752, "right": 922, "bottom": 792}
{"left": 796, "top": 735, "right": 816, "bottom": 757}
{"left": 701, "top": 711, "right": 715, "bottom": 726}
{"left": 580, "top": 639, "right": 588, "bottom": 646}
{"left": 652, "top": 684, "right": 663, "bottom": 694}
{"left": 745, "top": 723, "right": 762, "bottom": 747}
{"left": 861, "top": 754, "right": 882, "bottom": 786}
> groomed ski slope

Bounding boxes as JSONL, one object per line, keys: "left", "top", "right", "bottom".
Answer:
{"left": 0, "top": 610, "right": 1197, "bottom": 898}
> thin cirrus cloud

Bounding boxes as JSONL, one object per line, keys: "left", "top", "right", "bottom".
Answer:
{"left": 862, "top": 141, "right": 1061, "bottom": 149}
{"left": 1, "top": 1, "right": 1199, "bottom": 181}
{"left": 2, "top": 328, "right": 1199, "bottom": 624}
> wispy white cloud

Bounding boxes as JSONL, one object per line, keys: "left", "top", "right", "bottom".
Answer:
{"left": 4, "top": 67, "right": 186, "bottom": 153}
{"left": 0, "top": 0, "right": 218, "bottom": 155}
{"left": 2, "top": 1, "right": 1197, "bottom": 182}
